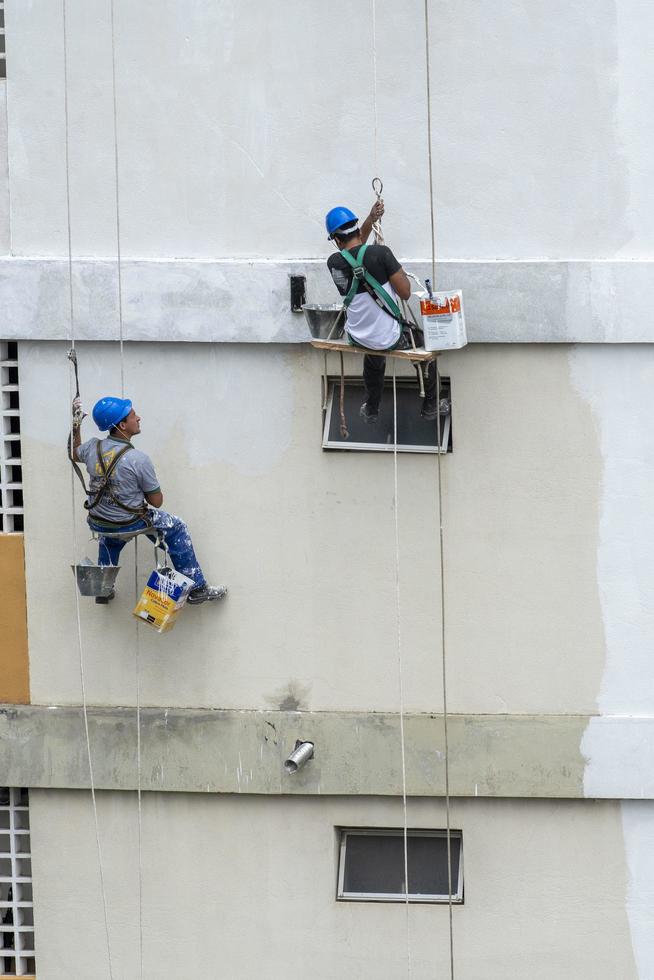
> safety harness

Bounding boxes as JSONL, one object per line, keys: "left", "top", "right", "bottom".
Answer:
{"left": 74, "top": 439, "right": 149, "bottom": 525}
{"left": 341, "top": 244, "right": 404, "bottom": 323}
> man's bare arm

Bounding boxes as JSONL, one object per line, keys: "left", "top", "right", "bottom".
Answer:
{"left": 68, "top": 398, "right": 85, "bottom": 461}
{"left": 389, "top": 268, "right": 411, "bottom": 301}
{"left": 145, "top": 490, "right": 163, "bottom": 508}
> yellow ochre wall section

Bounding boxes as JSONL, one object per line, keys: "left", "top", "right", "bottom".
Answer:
{"left": 0, "top": 534, "right": 30, "bottom": 703}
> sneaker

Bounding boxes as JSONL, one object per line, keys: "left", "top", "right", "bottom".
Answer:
{"left": 187, "top": 584, "right": 228, "bottom": 605}
{"left": 421, "top": 396, "right": 451, "bottom": 421}
{"left": 359, "top": 401, "right": 379, "bottom": 424}
{"left": 95, "top": 590, "right": 115, "bottom": 605}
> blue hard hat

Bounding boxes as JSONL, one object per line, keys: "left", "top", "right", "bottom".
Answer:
{"left": 325, "top": 206, "right": 358, "bottom": 238}
{"left": 92, "top": 396, "right": 133, "bottom": 431}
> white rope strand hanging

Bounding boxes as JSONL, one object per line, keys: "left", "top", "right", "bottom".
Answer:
{"left": 109, "top": 0, "right": 125, "bottom": 397}
{"left": 62, "top": 1, "right": 115, "bottom": 975}
{"left": 371, "top": 0, "right": 379, "bottom": 178}
{"left": 423, "top": 1, "right": 455, "bottom": 976}
{"left": 134, "top": 538, "right": 144, "bottom": 980}
{"left": 372, "top": 0, "right": 411, "bottom": 971}
{"left": 108, "top": 5, "right": 144, "bottom": 974}
{"left": 392, "top": 363, "right": 412, "bottom": 979}
{"left": 370, "top": 0, "right": 384, "bottom": 246}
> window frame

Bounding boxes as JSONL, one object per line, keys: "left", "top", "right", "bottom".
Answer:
{"left": 336, "top": 827, "right": 464, "bottom": 905}
{"left": 322, "top": 377, "right": 451, "bottom": 454}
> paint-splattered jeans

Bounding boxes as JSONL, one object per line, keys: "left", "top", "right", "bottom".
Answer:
{"left": 88, "top": 510, "right": 206, "bottom": 588}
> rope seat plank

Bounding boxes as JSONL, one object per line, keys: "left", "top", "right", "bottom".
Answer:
{"left": 310, "top": 337, "right": 438, "bottom": 362}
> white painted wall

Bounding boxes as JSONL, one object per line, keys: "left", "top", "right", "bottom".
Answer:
{"left": 21, "top": 340, "right": 605, "bottom": 714}
{"left": 29, "top": 791, "right": 639, "bottom": 980}
{"left": 571, "top": 346, "right": 654, "bottom": 976}
{"left": 0, "top": 81, "right": 9, "bottom": 254}
{"left": 6, "top": 0, "right": 654, "bottom": 260}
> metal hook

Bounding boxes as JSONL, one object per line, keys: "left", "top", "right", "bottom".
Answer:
{"left": 372, "top": 177, "right": 383, "bottom": 198}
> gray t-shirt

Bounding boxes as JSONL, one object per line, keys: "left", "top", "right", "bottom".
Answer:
{"left": 77, "top": 436, "right": 160, "bottom": 524}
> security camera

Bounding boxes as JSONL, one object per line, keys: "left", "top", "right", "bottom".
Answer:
{"left": 284, "top": 740, "right": 314, "bottom": 774}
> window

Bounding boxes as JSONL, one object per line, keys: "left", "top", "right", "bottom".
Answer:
{"left": 0, "top": 789, "right": 36, "bottom": 977}
{"left": 1, "top": 343, "right": 23, "bottom": 532}
{"left": 323, "top": 377, "right": 451, "bottom": 454}
{"left": 337, "top": 828, "right": 463, "bottom": 903}
{"left": 0, "top": 2, "right": 5, "bottom": 80}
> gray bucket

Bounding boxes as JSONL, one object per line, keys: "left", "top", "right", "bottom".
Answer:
{"left": 71, "top": 563, "right": 121, "bottom": 598}
{"left": 302, "top": 304, "right": 344, "bottom": 340}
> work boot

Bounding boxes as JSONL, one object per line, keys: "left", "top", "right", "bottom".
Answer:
{"left": 187, "top": 584, "right": 228, "bottom": 605}
{"left": 95, "top": 590, "right": 115, "bottom": 605}
{"left": 359, "top": 401, "right": 379, "bottom": 424}
{"left": 421, "top": 396, "right": 451, "bottom": 421}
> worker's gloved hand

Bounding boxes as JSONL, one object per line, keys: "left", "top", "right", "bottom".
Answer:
{"left": 71, "top": 397, "right": 86, "bottom": 429}
{"left": 370, "top": 198, "right": 384, "bottom": 221}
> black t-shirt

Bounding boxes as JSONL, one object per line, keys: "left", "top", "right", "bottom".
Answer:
{"left": 327, "top": 244, "right": 402, "bottom": 297}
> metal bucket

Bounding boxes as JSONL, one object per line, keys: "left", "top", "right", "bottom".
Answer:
{"left": 302, "top": 304, "right": 344, "bottom": 340}
{"left": 71, "top": 563, "right": 121, "bottom": 598}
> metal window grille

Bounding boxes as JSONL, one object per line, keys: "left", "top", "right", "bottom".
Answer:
{"left": 0, "top": 2, "right": 5, "bottom": 80}
{"left": 0, "top": 342, "right": 23, "bottom": 533}
{"left": 337, "top": 827, "right": 463, "bottom": 903}
{"left": 322, "top": 377, "right": 452, "bottom": 454}
{"left": 0, "top": 789, "right": 36, "bottom": 976}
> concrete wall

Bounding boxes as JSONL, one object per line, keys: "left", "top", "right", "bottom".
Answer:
{"left": 5, "top": 2, "right": 654, "bottom": 976}
{"left": 0, "top": 79, "right": 9, "bottom": 254}
{"left": 20, "top": 339, "right": 605, "bottom": 716}
{"left": 28, "top": 790, "right": 641, "bottom": 980}
{"left": 6, "top": 0, "right": 654, "bottom": 261}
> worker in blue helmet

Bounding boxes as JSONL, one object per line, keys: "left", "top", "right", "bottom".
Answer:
{"left": 325, "top": 200, "right": 440, "bottom": 423}
{"left": 70, "top": 396, "right": 226, "bottom": 605}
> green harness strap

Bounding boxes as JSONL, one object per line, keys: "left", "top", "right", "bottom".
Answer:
{"left": 341, "top": 244, "right": 403, "bottom": 321}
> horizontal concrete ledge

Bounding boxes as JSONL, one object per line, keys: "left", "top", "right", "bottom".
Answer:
{"left": 0, "top": 704, "right": 599, "bottom": 798}
{"left": 2, "top": 257, "right": 654, "bottom": 344}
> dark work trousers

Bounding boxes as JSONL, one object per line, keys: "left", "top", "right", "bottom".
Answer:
{"left": 362, "top": 326, "right": 438, "bottom": 411}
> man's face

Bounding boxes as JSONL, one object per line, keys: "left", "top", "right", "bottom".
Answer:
{"left": 119, "top": 408, "right": 141, "bottom": 437}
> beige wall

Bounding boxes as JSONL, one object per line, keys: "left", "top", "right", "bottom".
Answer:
{"left": 29, "top": 790, "right": 638, "bottom": 980}
{"left": 20, "top": 341, "right": 604, "bottom": 715}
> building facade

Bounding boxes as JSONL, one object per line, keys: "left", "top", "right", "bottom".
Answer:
{"left": 1, "top": 1, "right": 654, "bottom": 977}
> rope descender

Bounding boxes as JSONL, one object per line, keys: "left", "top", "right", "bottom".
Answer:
{"left": 67, "top": 347, "right": 80, "bottom": 398}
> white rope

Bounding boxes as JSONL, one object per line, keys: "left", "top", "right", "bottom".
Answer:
{"left": 109, "top": 0, "right": 125, "bottom": 396}
{"left": 423, "top": 1, "right": 455, "bottom": 975}
{"left": 62, "top": 2, "right": 115, "bottom": 976}
{"left": 392, "top": 363, "right": 412, "bottom": 979}
{"left": 372, "top": 178, "right": 385, "bottom": 247}
{"left": 371, "top": 0, "right": 379, "bottom": 177}
{"left": 134, "top": 538, "right": 144, "bottom": 980}
{"left": 370, "top": 0, "right": 385, "bottom": 247}
{"left": 107, "top": 6, "right": 145, "bottom": 970}
{"left": 436, "top": 359, "right": 455, "bottom": 980}
{"left": 423, "top": 0, "right": 436, "bottom": 287}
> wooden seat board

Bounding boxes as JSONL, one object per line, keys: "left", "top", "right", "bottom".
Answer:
{"left": 310, "top": 338, "right": 439, "bottom": 363}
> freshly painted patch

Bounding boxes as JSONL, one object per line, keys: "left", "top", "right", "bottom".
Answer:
{"left": 571, "top": 345, "right": 654, "bottom": 976}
